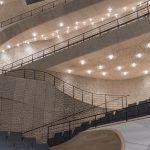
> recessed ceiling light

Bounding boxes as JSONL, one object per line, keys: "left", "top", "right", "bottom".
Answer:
{"left": 91, "top": 22, "right": 95, "bottom": 26}
{"left": 17, "top": 43, "right": 20, "bottom": 47}
{"left": 123, "top": 7, "right": 127, "bottom": 11}
{"left": 66, "top": 26, "right": 70, "bottom": 29}
{"left": 108, "top": 7, "right": 112, "bottom": 13}
{"left": 1, "top": 50, "right": 5, "bottom": 53}
{"left": 114, "top": 14, "right": 118, "bottom": 18}
{"left": 51, "top": 33, "right": 55, "bottom": 37}
{"left": 131, "top": 63, "right": 137, "bottom": 68}
{"left": 123, "top": 71, "right": 128, "bottom": 76}
{"left": 108, "top": 54, "right": 114, "bottom": 60}
{"left": 117, "top": 66, "right": 122, "bottom": 71}
{"left": 57, "top": 35, "right": 60, "bottom": 39}
{"left": 89, "top": 18, "right": 93, "bottom": 22}
{"left": 107, "top": 13, "right": 111, "bottom": 17}
{"left": 75, "top": 21, "right": 79, "bottom": 25}
{"left": 136, "top": 53, "right": 143, "bottom": 58}
{"left": 132, "top": 7, "right": 136, "bottom": 11}
{"left": 41, "top": 34, "right": 44, "bottom": 38}
{"left": 144, "top": 70, "right": 149, "bottom": 75}
{"left": 101, "top": 18, "right": 105, "bottom": 21}
{"left": 98, "top": 65, "right": 104, "bottom": 70}
{"left": 66, "top": 30, "right": 70, "bottom": 34}
{"left": 102, "top": 71, "right": 107, "bottom": 76}
{"left": 74, "top": 26, "right": 79, "bottom": 30}
{"left": 32, "top": 32, "right": 37, "bottom": 37}
{"left": 34, "top": 37, "right": 37, "bottom": 41}
{"left": 86, "top": 70, "right": 92, "bottom": 74}
{"left": 7, "top": 45, "right": 11, "bottom": 49}
{"left": 80, "top": 60, "right": 86, "bottom": 65}
{"left": 59, "top": 22, "right": 64, "bottom": 27}
{"left": 0, "top": 1, "right": 4, "bottom": 5}
{"left": 82, "top": 21, "right": 86, "bottom": 25}
{"left": 66, "top": 69, "right": 72, "bottom": 74}
{"left": 146, "top": 43, "right": 150, "bottom": 48}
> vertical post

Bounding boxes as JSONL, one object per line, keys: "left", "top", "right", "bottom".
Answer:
{"left": 68, "top": 40, "right": 69, "bottom": 48}
{"left": 122, "top": 96, "right": 124, "bottom": 109}
{"left": 33, "top": 71, "right": 35, "bottom": 80}
{"left": 92, "top": 93, "right": 94, "bottom": 105}
{"left": 69, "top": 121, "right": 71, "bottom": 139}
{"left": 63, "top": 81, "right": 65, "bottom": 93}
{"left": 73, "top": 86, "right": 74, "bottom": 98}
{"left": 136, "top": 6, "right": 139, "bottom": 19}
{"left": 105, "top": 94, "right": 107, "bottom": 112}
{"left": 24, "top": 70, "right": 25, "bottom": 79}
{"left": 94, "top": 115, "right": 97, "bottom": 127}
{"left": 54, "top": 77, "right": 56, "bottom": 86}
{"left": 82, "top": 90, "right": 83, "bottom": 102}
{"left": 125, "top": 96, "right": 128, "bottom": 121}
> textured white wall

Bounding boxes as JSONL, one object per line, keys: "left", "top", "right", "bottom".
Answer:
{"left": 50, "top": 72, "right": 150, "bottom": 104}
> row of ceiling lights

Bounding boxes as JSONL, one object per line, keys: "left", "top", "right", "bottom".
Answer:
{"left": 65, "top": 53, "right": 149, "bottom": 76}
{"left": 1, "top": 1, "right": 145, "bottom": 52}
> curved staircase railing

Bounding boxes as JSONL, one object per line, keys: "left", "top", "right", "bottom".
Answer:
{"left": 0, "top": 68, "right": 128, "bottom": 142}
{"left": 1, "top": 69, "right": 127, "bottom": 107}
{"left": 1, "top": 0, "right": 150, "bottom": 71}
{"left": 0, "top": 0, "right": 73, "bottom": 28}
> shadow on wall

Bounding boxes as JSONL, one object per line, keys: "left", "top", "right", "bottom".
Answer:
{"left": 51, "top": 129, "right": 124, "bottom": 150}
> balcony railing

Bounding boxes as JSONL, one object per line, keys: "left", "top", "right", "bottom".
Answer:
{"left": 2, "top": 0, "right": 150, "bottom": 72}
{"left": 0, "top": 0, "right": 73, "bottom": 28}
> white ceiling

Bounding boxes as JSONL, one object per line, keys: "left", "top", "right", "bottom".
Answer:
{"left": 49, "top": 32, "right": 150, "bottom": 80}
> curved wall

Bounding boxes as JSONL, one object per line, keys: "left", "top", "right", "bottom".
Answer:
{"left": 50, "top": 71, "right": 150, "bottom": 104}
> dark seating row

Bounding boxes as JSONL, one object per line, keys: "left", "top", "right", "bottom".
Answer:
{"left": 48, "top": 98, "right": 150, "bottom": 147}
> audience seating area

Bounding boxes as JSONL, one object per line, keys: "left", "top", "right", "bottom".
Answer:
{"left": 48, "top": 98, "right": 150, "bottom": 147}
{"left": 0, "top": 131, "right": 49, "bottom": 150}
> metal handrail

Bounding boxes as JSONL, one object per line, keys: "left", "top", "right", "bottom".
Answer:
{"left": 2, "top": 0, "right": 150, "bottom": 71}
{"left": 0, "top": 68, "right": 128, "bottom": 135}
{"left": 0, "top": 0, "right": 72, "bottom": 28}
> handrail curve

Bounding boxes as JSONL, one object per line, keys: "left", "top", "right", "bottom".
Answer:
{"left": 1, "top": 0, "right": 150, "bottom": 71}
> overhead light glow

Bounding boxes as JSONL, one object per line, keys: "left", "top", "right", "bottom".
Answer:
{"left": 66, "top": 69, "right": 72, "bottom": 74}
{"left": 146, "top": 43, "right": 150, "bottom": 48}
{"left": 0, "top": 1, "right": 4, "bottom": 5}
{"left": 117, "top": 66, "right": 122, "bottom": 71}
{"left": 114, "top": 14, "right": 118, "bottom": 18}
{"left": 7, "top": 45, "right": 11, "bottom": 49}
{"left": 1, "top": 50, "right": 5, "bottom": 53}
{"left": 80, "top": 60, "right": 86, "bottom": 65}
{"left": 82, "top": 21, "right": 86, "bottom": 26}
{"left": 101, "top": 18, "right": 105, "bottom": 21}
{"left": 98, "top": 65, "right": 104, "bottom": 70}
{"left": 108, "top": 7, "right": 112, "bottom": 13}
{"left": 102, "top": 71, "right": 107, "bottom": 76}
{"left": 123, "top": 71, "right": 128, "bottom": 76}
{"left": 136, "top": 53, "right": 143, "bottom": 58}
{"left": 123, "top": 7, "right": 127, "bottom": 11}
{"left": 17, "top": 43, "right": 20, "bottom": 47}
{"left": 89, "top": 18, "right": 93, "bottom": 22}
{"left": 32, "top": 32, "right": 37, "bottom": 37}
{"left": 108, "top": 54, "right": 114, "bottom": 60}
{"left": 59, "top": 22, "right": 64, "bottom": 27}
{"left": 131, "top": 63, "right": 137, "bottom": 68}
{"left": 86, "top": 70, "right": 92, "bottom": 74}
{"left": 144, "top": 70, "right": 149, "bottom": 75}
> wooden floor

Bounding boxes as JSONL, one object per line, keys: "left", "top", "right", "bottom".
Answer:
{"left": 52, "top": 129, "right": 122, "bottom": 150}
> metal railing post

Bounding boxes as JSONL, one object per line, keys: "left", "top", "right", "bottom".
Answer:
{"left": 125, "top": 96, "right": 128, "bottom": 121}
{"left": 73, "top": 86, "right": 75, "bottom": 98}
{"left": 92, "top": 93, "right": 94, "bottom": 105}
{"left": 105, "top": 94, "right": 107, "bottom": 112}
{"left": 82, "top": 90, "right": 84, "bottom": 102}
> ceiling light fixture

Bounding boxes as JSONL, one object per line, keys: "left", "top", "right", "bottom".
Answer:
{"left": 123, "top": 7, "right": 127, "bottom": 11}
{"left": 66, "top": 69, "right": 73, "bottom": 74}
{"left": 1, "top": 50, "right": 5, "bottom": 53}
{"left": 89, "top": 18, "right": 93, "bottom": 22}
{"left": 108, "top": 7, "right": 112, "bottom": 13}
{"left": 123, "top": 71, "right": 128, "bottom": 76}
{"left": 136, "top": 53, "right": 143, "bottom": 58}
{"left": 146, "top": 43, "right": 150, "bottom": 48}
{"left": 59, "top": 22, "right": 64, "bottom": 27}
{"left": 0, "top": 1, "right": 4, "bottom": 5}
{"left": 98, "top": 65, "right": 104, "bottom": 70}
{"left": 7, "top": 45, "right": 11, "bottom": 49}
{"left": 32, "top": 32, "right": 37, "bottom": 37}
{"left": 108, "top": 54, "right": 114, "bottom": 60}
{"left": 86, "top": 70, "right": 92, "bottom": 74}
{"left": 144, "top": 70, "right": 149, "bottom": 75}
{"left": 102, "top": 71, "right": 107, "bottom": 76}
{"left": 101, "top": 18, "right": 105, "bottom": 21}
{"left": 131, "top": 63, "right": 137, "bottom": 68}
{"left": 117, "top": 66, "right": 122, "bottom": 71}
{"left": 80, "top": 60, "right": 86, "bottom": 65}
